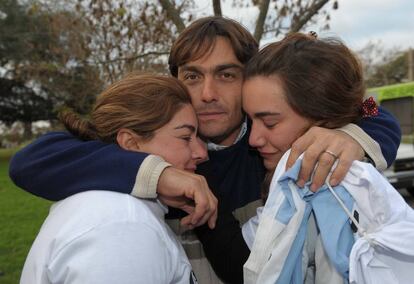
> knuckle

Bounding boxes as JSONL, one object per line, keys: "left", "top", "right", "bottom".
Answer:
{"left": 318, "top": 156, "right": 333, "bottom": 167}
{"left": 291, "top": 142, "right": 304, "bottom": 153}
{"left": 310, "top": 126, "right": 323, "bottom": 134}
{"left": 305, "top": 150, "right": 319, "bottom": 161}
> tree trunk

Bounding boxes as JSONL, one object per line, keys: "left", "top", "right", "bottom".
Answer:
{"left": 23, "top": 121, "right": 32, "bottom": 141}
{"left": 289, "top": 0, "right": 330, "bottom": 33}
{"left": 213, "top": 0, "right": 222, "bottom": 16}
{"left": 253, "top": 0, "right": 271, "bottom": 42}
{"left": 158, "top": 0, "right": 186, "bottom": 33}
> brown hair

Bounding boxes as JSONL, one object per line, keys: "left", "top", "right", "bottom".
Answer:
{"left": 244, "top": 33, "right": 365, "bottom": 128}
{"left": 169, "top": 16, "right": 258, "bottom": 77}
{"left": 60, "top": 73, "right": 192, "bottom": 143}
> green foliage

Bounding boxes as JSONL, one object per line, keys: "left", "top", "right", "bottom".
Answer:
{"left": 369, "top": 82, "right": 414, "bottom": 102}
{"left": 0, "top": 0, "right": 103, "bottom": 126}
{"left": 0, "top": 149, "right": 51, "bottom": 284}
{"left": 0, "top": 0, "right": 32, "bottom": 64}
{"left": 0, "top": 78, "right": 55, "bottom": 124}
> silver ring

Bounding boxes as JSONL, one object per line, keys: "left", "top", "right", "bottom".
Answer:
{"left": 323, "top": 150, "right": 338, "bottom": 160}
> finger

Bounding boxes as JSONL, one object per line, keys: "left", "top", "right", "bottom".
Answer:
{"left": 193, "top": 193, "right": 217, "bottom": 228}
{"left": 297, "top": 142, "right": 326, "bottom": 187}
{"left": 329, "top": 155, "right": 353, "bottom": 186}
{"left": 329, "top": 138, "right": 363, "bottom": 186}
{"left": 310, "top": 152, "right": 337, "bottom": 191}
{"left": 207, "top": 196, "right": 218, "bottom": 229}
{"left": 180, "top": 204, "right": 195, "bottom": 215}
{"left": 286, "top": 139, "right": 308, "bottom": 171}
{"left": 180, "top": 215, "right": 194, "bottom": 230}
{"left": 191, "top": 194, "right": 210, "bottom": 226}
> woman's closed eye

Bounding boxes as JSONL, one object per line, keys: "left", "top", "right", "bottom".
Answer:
{"left": 263, "top": 120, "right": 278, "bottom": 129}
{"left": 180, "top": 136, "right": 193, "bottom": 142}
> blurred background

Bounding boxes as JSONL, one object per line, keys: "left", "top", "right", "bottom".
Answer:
{"left": 1, "top": 0, "right": 413, "bottom": 283}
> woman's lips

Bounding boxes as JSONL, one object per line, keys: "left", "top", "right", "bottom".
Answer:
{"left": 259, "top": 151, "right": 277, "bottom": 158}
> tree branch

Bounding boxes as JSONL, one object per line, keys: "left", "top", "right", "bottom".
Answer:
{"left": 94, "top": 51, "right": 170, "bottom": 65}
{"left": 158, "top": 0, "right": 186, "bottom": 33}
{"left": 213, "top": 0, "right": 222, "bottom": 16}
{"left": 289, "top": 0, "right": 330, "bottom": 33}
{"left": 253, "top": 0, "right": 271, "bottom": 42}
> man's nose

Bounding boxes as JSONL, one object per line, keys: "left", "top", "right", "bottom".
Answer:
{"left": 200, "top": 76, "right": 218, "bottom": 103}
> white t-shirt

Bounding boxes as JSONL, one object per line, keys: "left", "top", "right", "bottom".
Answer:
{"left": 21, "top": 191, "right": 196, "bottom": 284}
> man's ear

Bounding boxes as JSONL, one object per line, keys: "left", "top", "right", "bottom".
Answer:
{"left": 116, "top": 128, "right": 141, "bottom": 151}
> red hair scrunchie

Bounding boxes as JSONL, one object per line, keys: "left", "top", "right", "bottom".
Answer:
{"left": 361, "top": 96, "right": 379, "bottom": 118}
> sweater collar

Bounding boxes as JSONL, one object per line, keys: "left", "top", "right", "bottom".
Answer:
{"left": 207, "top": 118, "right": 248, "bottom": 151}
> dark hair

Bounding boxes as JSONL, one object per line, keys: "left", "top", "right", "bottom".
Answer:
{"left": 169, "top": 16, "right": 258, "bottom": 77}
{"left": 60, "top": 73, "right": 191, "bottom": 143}
{"left": 244, "top": 33, "right": 365, "bottom": 128}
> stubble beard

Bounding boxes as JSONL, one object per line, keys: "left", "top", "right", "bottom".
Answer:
{"left": 198, "top": 117, "right": 244, "bottom": 145}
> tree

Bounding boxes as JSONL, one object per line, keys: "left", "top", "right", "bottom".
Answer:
{"left": 75, "top": 0, "right": 194, "bottom": 82}
{"left": 159, "top": 0, "right": 339, "bottom": 43}
{"left": 0, "top": 78, "right": 55, "bottom": 139}
{"left": 0, "top": 0, "right": 102, "bottom": 133}
{"left": 358, "top": 41, "right": 408, "bottom": 87}
{"left": 1, "top": 0, "right": 341, "bottom": 140}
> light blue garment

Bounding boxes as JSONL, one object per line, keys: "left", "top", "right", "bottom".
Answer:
{"left": 274, "top": 159, "right": 355, "bottom": 284}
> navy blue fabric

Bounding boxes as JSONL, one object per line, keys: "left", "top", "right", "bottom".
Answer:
{"left": 357, "top": 106, "right": 401, "bottom": 167}
{"left": 9, "top": 132, "right": 147, "bottom": 201}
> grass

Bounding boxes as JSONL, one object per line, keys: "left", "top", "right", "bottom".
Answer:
{"left": 0, "top": 148, "right": 51, "bottom": 284}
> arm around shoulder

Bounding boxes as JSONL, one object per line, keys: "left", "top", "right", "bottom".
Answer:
{"left": 340, "top": 106, "right": 401, "bottom": 170}
{"left": 9, "top": 131, "right": 148, "bottom": 200}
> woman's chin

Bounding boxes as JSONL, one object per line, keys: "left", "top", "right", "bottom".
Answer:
{"left": 263, "top": 159, "right": 277, "bottom": 172}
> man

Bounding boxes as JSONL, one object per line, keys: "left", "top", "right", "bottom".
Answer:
{"left": 10, "top": 16, "right": 400, "bottom": 284}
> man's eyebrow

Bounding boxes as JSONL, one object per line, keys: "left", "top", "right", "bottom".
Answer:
{"left": 174, "top": 124, "right": 196, "bottom": 132}
{"left": 215, "top": 63, "right": 243, "bottom": 72}
{"left": 178, "top": 65, "right": 202, "bottom": 73}
{"left": 254, "top": 112, "right": 281, "bottom": 118}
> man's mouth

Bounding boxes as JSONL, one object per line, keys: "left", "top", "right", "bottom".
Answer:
{"left": 197, "top": 112, "right": 226, "bottom": 121}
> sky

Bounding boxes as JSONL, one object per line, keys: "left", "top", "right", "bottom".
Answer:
{"left": 193, "top": 0, "right": 414, "bottom": 51}
{"left": 319, "top": 0, "right": 414, "bottom": 50}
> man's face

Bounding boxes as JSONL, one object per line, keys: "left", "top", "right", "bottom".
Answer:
{"left": 177, "top": 37, "right": 244, "bottom": 146}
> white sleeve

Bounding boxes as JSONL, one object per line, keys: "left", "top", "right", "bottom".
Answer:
{"left": 47, "top": 222, "right": 172, "bottom": 284}
{"left": 131, "top": 154, "right": 171, "bottom": 198}
{"left": 337, "top": 123, "right": 387, "bottom": 170}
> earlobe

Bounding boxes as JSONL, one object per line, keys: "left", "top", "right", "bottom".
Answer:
{"left": 116, "top": 128, "right": 141, "bottom": 151}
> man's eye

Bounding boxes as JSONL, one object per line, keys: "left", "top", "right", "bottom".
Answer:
{"left": 184, "top": 73, "right": 199, "bottom": 80}
{"left": 220, "top": 72, "right": 235, "bottom": 79}
{"left": 181, "top": 136, "right": 192, "bottom": 142}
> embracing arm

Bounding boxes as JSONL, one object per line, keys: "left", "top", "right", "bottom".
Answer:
{"left": 340, "top": 106, "right": 401, "bottom": 170}
{"left": 9, "top": 131, "right": 218, "bottom": 227}
{"left": 287, "top": 106, "right": 401, "bottom": 190}
{"left": 9, "top": 132, "right": 150, "bottom": 201}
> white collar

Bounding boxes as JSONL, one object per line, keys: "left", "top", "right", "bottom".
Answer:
{"left": 207, "top": 118, "right": 248, "bottom": 151}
